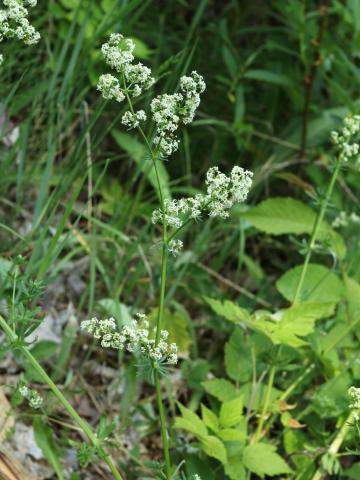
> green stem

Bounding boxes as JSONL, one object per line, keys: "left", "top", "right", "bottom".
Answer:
{"left": 154, "top": 369, "right": 172, "bottom": 478}
{"left": 122, "top": 77, "right": 172, "bottom": 477}
{"left": 155, "top": 241, "right": 168, "bottom": 345}
{"left": 293, "top": 159, "right": 342, "bottom": 304}
{"left": 311, "top": 411, "right": 354, "bottom": 480}
{"left": 0, "top": 315, "right": 123, "bottom": 480}
{"left": 257, "top": 158, "right": 342, "bottom": 441}
{"left": 253, "top": 365, "right": 275, "bottom": 444}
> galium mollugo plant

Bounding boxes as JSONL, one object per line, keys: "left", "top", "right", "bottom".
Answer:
{"left": 91, "top": 32, "right": 253, "bottom": 478}
{"left": 0, "top": 0, "right": 40, "bottom": 65}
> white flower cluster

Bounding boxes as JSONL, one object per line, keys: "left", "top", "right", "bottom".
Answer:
{"left": 168, "top": 239, "right": 183, "bottom": 256}
{"left": 81, "top": 313, "right": 178, "bottom": 364}
{"left": 97, "top": 33, "right": 154, "bottom": 103}
{"left": 19, "top": 385, "right": 43, "bottom": 409}
{"left": 348, "top": 386, "right": 360, "bottom": 409}
{"left": 205, "top": 166, "right": 253, "bottom": 218}
{"left": 151, "top": 71, "right": 206, "bottom": 157}
{"left": 332, "top": 211, "right": 360, "bottom": 229}
{"left": 122, "top": 109, "right": 147, "bottom": 129}
{"left": 331, "top": 115, "right": 360, "bottom": 162}
{"left": 152, "top": 165, "right": 253, "bottom": 229}
{"left": 0, "top": 0, "right": 40, "bottom": 65}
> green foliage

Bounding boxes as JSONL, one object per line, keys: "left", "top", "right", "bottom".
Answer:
{"left": 1, "top": 0, "right": 360, "bottom": 478}
{"left": 206, "top": 297, "right": 335, "bottom": 347}
{"left": 33, "top": 418, "right": 65, "bottom": 480}
{"left": 276, "top": 264, "right": 344, "bottom": 303}
{"left": 242, "top": 443, "right": 292, "bottom": 477}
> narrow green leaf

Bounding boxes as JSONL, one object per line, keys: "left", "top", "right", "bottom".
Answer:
{"left": 33, "top": 418, "right": 64, "bottom": 480}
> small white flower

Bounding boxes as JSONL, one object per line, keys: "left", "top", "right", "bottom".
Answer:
{"left": 152, "top": 166, "right": 252, "bottom": 230}
{"left": 81, "top": 313, "right": 178, "bottom": 365}
{"left": 168, "top": 239, "right": 183, "bottom": 256}
{"left": 151, "top": 72, "right": 205, "bottom": 157}
{"left": 121, "top": 109, "right": 147, "bottom": 129}
{"left": 349, "top": 386, "right": 360, "bottom": 409}
{"left": 101, "top": 33, "right": 135, "bottom": 71}
{"left": 19, "top": 385, "right": 29, "bottom": 397}
{"left": 331, "top": 115, "right": 360, "bottom": 163}
{"left": 0, "top": 0, "right": 40, "bottom": 64}
{"left": 19, "top": 384, "right": 43, "bottom": 409}
{"left": 97, "top": 74, "right": 125, "bottom": 102}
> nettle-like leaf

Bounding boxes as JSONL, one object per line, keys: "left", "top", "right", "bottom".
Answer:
{"left": 218, "top": 428, "right": 246, "bottom": 442}
{"left": 200, "top": 435, "right": 228, "bottom": 465}
{"left": 201, "top": 378, "right": 238, "bottom": 402}
{"left": 259, "top": 302, "right": 335, "bottom": 347}
{"left": 205, "top": 297, "right": 251, "bottom": 324}
{"left": 276, "top": 264, "right": 344, "bottom": 303}
{"left": 225, "top": 456, "right": 246, "bottom": 480}
{"left": 175, "top": 403, "right": 228, "bottom": 465}
{"left": 225, "top": 330, "right": 252, "bottom": 383}
{"left": 206, "top": 297, "right": 335, "bottom": 347}
{"left": 201, "top": 404, "right": 219, "bottom": 433}
{"left": 219, "top": 397, "right": 244, "bottom": 428}
{"left": 175, "top": 403, "right": 207, "bottom": 437}
{"left": 243, "top": 443, "right": 292, "bottom": 477}
{"left": 242, "top": 197, "right": 345, "bottom": 258}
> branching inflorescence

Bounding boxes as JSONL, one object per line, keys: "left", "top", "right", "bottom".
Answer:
{"left": 0, "top": 0, "right": 40, "bottom": 65}
{"left": 331, "top": 115, "right": 360, "bottom": 163}
{"left": 94, "top": 32, "right": 253, "bottom": 478}
{"left": 81, "top": 313, "right": 178, "bottom": 365}
{"left": 152, "top": 165, "right": 253, "bottom": 254}
{"left": 19, "top": 384, "right": 43, "bottom": 409}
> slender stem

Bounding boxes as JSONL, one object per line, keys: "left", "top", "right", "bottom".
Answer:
{"left": 311, "top": 411, "right": 354, "bottom": 480}
{"left": 154, "top": 369, "right": 172, "bottom": 478}
{"left": 122, "top": 76, "right": 172, "bottom": 477}
{"left": 253, "top": 365, "right": 275, "bottom": 444}
{"left": 293, "top": 159, "right": 342, "bottom": 304}
{"left": 0, "top": 315, "right": 123, "bottom": 480}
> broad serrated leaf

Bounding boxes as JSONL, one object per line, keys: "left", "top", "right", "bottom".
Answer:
{"left": 276, "top": 264, "right": 344, "bottom": 303}
{"left": 202, "top": 378, "right": 237, "bottom": 402}
{"left": 225, "top": 330, "right": 252, "bottom": 383}
{"left": 220, "top": 397, "right": 244, "bottom": 428}
{"left": 242, "top": 198, "right": 345, "bottom": 258}
{"left": 243, "top": 197, "right": 327, "bottom": 235}
{"left": 201, "top": 404, "right": 219, "bottom": 433}
{"left": 225, "top": 456, "right": 246, "bottom": 480}
{"left": 243, "top": 443, "right": 292, "bottom": 477}
{"left": 247, "top": 302, "right": 335, "bottom": 347}
{"left": 200, "top": 435, "right": 227, "bottom": 464}
{"left": 175, "top": 403, "right": 207, "bottom": 437}
{"left": 218, "top": 428, "right": 246, "bottom": 442}
{"left": 205, "top": 297, "right": 251, "bottom": 324}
